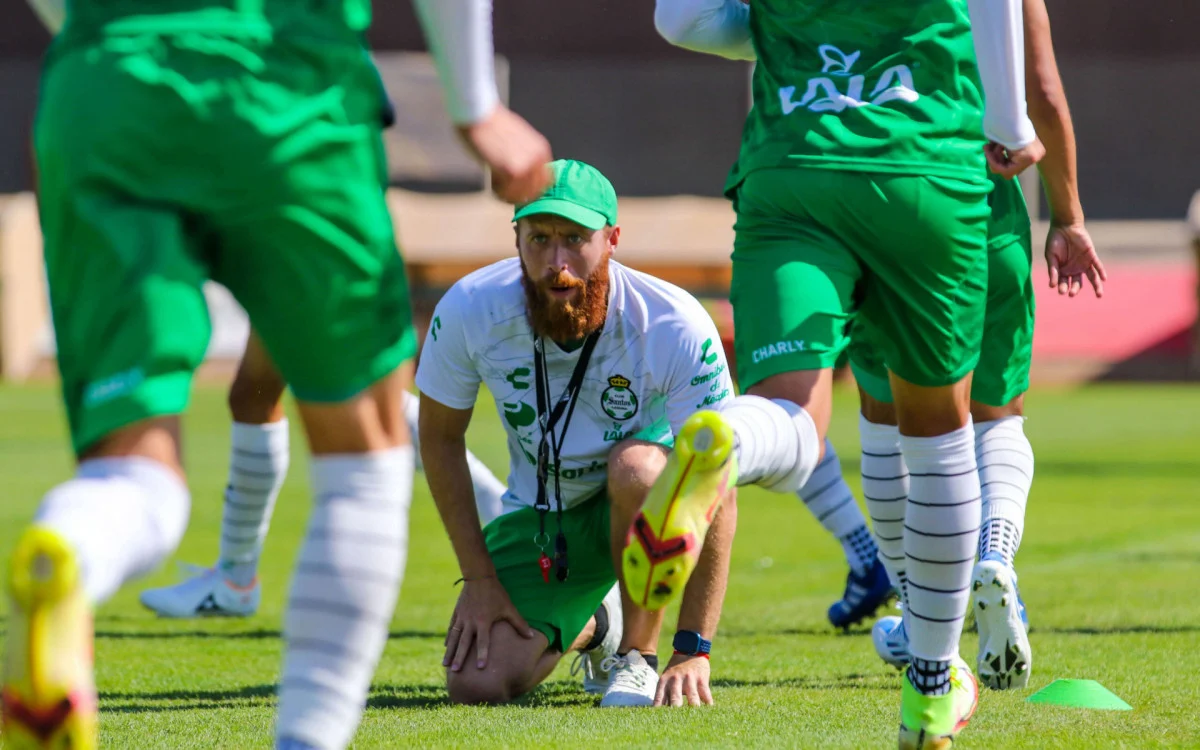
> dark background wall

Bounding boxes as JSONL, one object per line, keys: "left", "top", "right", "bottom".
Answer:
{"left": 3, "top": 0, "right": 1197, "bottom": 217}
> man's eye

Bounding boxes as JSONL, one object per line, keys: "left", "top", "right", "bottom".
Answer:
{"left": 568, "top": 235, "right": 584, "bottom": 244}
{"left": 531, "top": 234, "right": 548, "bottom": 243}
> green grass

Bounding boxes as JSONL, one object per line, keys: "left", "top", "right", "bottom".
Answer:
{"left": 1, "top": 383, "right": 1199, "bottom": 748}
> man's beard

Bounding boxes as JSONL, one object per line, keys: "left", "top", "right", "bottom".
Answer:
{"left": 521, "top": 256, "right": 610, "bottom": 344}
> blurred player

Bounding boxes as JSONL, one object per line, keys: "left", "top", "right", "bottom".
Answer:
{"left": 649, "top": 0, "right": 1042, "bottom": 746}
{"left": 4, "top": 2, "right": 552, "bottom": 750}
{"left": 418, "top": 160, "right": 737, "bottom": 709}
{"left": 867, "top": 0, "right": 1106, "bottom": 691}
{"left": 138, "top": 331, "right": 508, "bottom": 618}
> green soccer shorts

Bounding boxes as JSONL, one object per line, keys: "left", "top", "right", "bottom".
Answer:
{"left": 729, "top": 168, "right": 990, "bottom": 392}
{"left": 35, "top": 33, "right": 415, "bottom": 454}
{"left": 850, "top": 187, "right": 1035, "bottom": 408}
{"left": 483, "top": 491, "right": 616, "bottom": 652}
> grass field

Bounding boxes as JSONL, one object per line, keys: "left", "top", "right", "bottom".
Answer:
{"left": 1, "top": 382, "right": 1198, "bottom": 749}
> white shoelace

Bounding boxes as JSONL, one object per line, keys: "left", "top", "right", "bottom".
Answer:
{"left": 600, "top": 656, "right": 652, "bottom": 690}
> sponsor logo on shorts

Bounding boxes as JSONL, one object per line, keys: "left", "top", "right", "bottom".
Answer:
{"left": 778, "top": 44, "right": 919, "bottom": 115}
{"left": 601, "top": 374, "right": 639, "bottom": 421}
{"left": 751, "top": 340, "right": 807, "bottom": 364}
{"left": 82, "top": 367, "right": 145, "bottom": 408}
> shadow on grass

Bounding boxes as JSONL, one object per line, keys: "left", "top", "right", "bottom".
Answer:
{"left": 711, "top": 672, "right": 893, "bottom": 691}
{"left": 92, "top": 629, "right": 443, "bottom": 641}
{"left": 1036, "top": 624, "right": 1200, "bottom": 636}
{"left": 100, "top": 681, "right": 594, "bottom": 715}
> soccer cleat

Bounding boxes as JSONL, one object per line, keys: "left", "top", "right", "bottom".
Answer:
{"left": 622, "top": 410, "right": 736, "bottom": 611}
{"left": 2, "top": 527, "right": 98, "bottom": 750}
{"left": 139, "top": 564, "right": 260, "bottom": 618}
{"left": 828, "top": 557, "right": 895, "bottom": 630}
{"left": 872, "top": 615, "right": 911, "bottom": 669}
{"left": 898, "top": 656, "right": 978, "bottom": 750}
{"left": 598, "top": 650, "right": 659, "bottom": 708}
{"left": 972, "top": 553, "right": 1031, "bottom": 690}
{"left": 569, "top": 584, "right": 624, "bottom": 694}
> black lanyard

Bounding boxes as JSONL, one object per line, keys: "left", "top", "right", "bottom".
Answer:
{"left": 533, "top": 327, "right": 602, "bottom": 582}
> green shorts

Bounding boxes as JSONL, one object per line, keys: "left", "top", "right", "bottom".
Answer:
{"left": 483, "top": 492, "right": 616, "bottom": 652}
{"left": 35, "top": 34, "right": 415, "bottom": 454}
{"left": 729, "top": 168, "right": 990, "bottom": 391}
{"left": 850, "top": 183, "right": 1034, "bottom": 408}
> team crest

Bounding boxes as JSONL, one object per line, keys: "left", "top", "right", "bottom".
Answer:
{"left": 601, "top": 375, "right": 639, "bottom": 421}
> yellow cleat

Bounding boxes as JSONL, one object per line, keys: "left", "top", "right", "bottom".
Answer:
{"left": 898, "top": 657, "right": 979, "bottom": 750}
{"left": 2, "top": 527, "right": 97, "bottom": 750}
{"left": 622, "top": 410, "right": 737, "bottom": 611}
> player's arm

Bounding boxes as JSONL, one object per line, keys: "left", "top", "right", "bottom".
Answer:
{"left": 1023, "top": 0, "right": 1105, "bottom": 297}
{"left": 655, "top": 302, "right": 738, "bottom": 706}
{"left": 410, "top": 0, "right": 552, "bottom": 203}
{"left": 26, "top": 0, "right": 65, "bottom": 33}
{"left": 966, "top": 0, "right": 1044, "bottom": 177}
{"left": 654, "top": 0, "right": 756, "bottom": 61}
{"left": 415, "top": 288, "right": 534, "bottom": 670}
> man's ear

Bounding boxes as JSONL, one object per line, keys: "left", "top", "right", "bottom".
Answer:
{"left": 607, "top": 225, "right": 621, "bottom": 254}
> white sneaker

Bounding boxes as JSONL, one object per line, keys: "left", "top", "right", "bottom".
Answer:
{"left": 598, "top": 649, "right": 659, "bottom": 707}
{"left": 139, "top": 564, "right": 260, "bottom": 618}
{"left": 570, "top": 584, "right": 624, "bottom": 694}
{"left": 973, "top": 555, "right": 1032, "bottom": 690}
{"left": 871, "top": 614, "right": 911, "bottom": 669}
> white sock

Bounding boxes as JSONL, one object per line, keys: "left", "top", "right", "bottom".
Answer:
{"left": 796, "top": 439, "right": 876, "bottom": 576}
{"left": 276, "top": 447, "right": 413, "bottom": 750}
{"left": 720, "top": 395, "right": 820, "bottom": 493}
{"left": 975, "top": 416, "right": 1033, "bottom": 567}
{"left": 34, "top": 457, "right": 190, "bottom": 603}
{"left": 219, "top": 420, "right": 290, "bottom": 587}
{"left": 901, "top": 424, "right": 981, "bottom": 664}
{"left": 859, "top": 417, "right": 909, "bottom": 602}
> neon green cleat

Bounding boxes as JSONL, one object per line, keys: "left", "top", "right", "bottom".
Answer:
{"left": 898, "top": 656, "right": 978, "bottom": 750}
{"left": 621, "top": 410, "right": 737, "bottom": 611}
{"left": 2, "top": 527, "right": 98, "bottom": 750}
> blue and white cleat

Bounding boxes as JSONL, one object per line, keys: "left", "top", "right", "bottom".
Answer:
{"left": 872, "top": 614, "right": 911, "bottom": 669}
{"left": 828, "top": 558, "right": 895, "bottom": 630}
{"left": 972, "top": 552, "right": 1031, "bottom": 690}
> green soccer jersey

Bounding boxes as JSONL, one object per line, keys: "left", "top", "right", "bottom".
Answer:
{"left": 727, "top": 0, "right": 989, "bottom": 194}
{"left": 61, "top": 0, "right": 372, "bottom": 40}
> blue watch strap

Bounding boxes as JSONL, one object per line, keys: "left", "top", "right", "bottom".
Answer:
{"left": 672, "top": 630, "right": 712, "bottom": 656}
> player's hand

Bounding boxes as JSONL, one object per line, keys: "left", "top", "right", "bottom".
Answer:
{"left": 444, "top": 577, "right": 534, "bottom": 672}
{"left": 985, "top": 139, "right": 1045, "bottom": 179}
{"left": 456, "top": 105, "right": 554, "bottom": 205}
{"left": 654, "top": 654, "right": 713, "bottom": 707}
{"left": 1046, "top": 222, "right": 1106, "bottom": 298}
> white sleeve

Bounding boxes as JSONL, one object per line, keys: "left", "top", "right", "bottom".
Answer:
{"left": 414, "top": 285, "right": 483, "bottom": 410}
{"left": 661, "top": 304, "right": 735, "bottom": 435}
{"left": 655, "top": 0, "right": 756, "bottom": 62}
{"left": 27, "top": 0, "right": 65, "bottom": 33}
{"left": 411, "top": 0, "right": 501, "bottom": 125}
{"left": 966, "top": 0, "right": 1038, "bottom": 149}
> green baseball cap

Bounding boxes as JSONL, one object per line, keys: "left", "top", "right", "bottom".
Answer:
{"left": 513, "top": 159, "right": 618, "bottom": 231}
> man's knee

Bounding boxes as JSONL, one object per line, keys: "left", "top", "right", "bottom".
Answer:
{"left": 446, "top": 668, "right": 519, "bottom": 706}
{"left": 607, "top": 439, "right": 669, "bottom": 503}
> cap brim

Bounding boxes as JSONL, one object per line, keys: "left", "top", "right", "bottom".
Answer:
{"left": 513, "top": 198, "right": 608, "bottom": 231}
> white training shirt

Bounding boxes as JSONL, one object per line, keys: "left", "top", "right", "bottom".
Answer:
{"left": 416, "top": 258, "right": 733, "bottom": 518}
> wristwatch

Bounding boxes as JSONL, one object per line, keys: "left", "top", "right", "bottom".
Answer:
{"left": 672, "top": 630, "right": 712, "bottom": 657}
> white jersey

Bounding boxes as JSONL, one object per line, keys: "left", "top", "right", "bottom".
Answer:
{"left": 416, "top": 258, "right": 733, "bottom": 518}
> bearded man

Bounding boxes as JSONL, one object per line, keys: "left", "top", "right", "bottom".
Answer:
{"left": 416, "top": 159, "right": 739, "bottom": 707}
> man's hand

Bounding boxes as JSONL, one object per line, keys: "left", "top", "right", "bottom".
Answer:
{"left": 1046, "top": 222, "right": 1106, "bottom": 298}
{"left": 654, "top": 653, "right": 713, "bottom": 706}
{"left": 985, "top": 139, "right": 1045, "bottom": 179}
{"left": 444, "top": 577, "right": 535, "bottom": 672}
{"left": 456, "top": 105, "right": 554, "bottom": 205}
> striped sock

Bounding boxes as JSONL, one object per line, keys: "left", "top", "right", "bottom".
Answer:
{"left": 975, "top": 417, "right": 1034, "bottom": 567}
{"left": 901, "top": 424, "right": 981, "bottom": 675}
{"left": 219, "top": 420, "right": 290, "bottom": 587}
{"left": 797, "top": 439, "right": 876, "bottom": 575}
{"left": 276, "top": 448, "right": 413, "bottom": 750}
{"left": 859, "top": 417, "right": 909, "bottom": 602}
